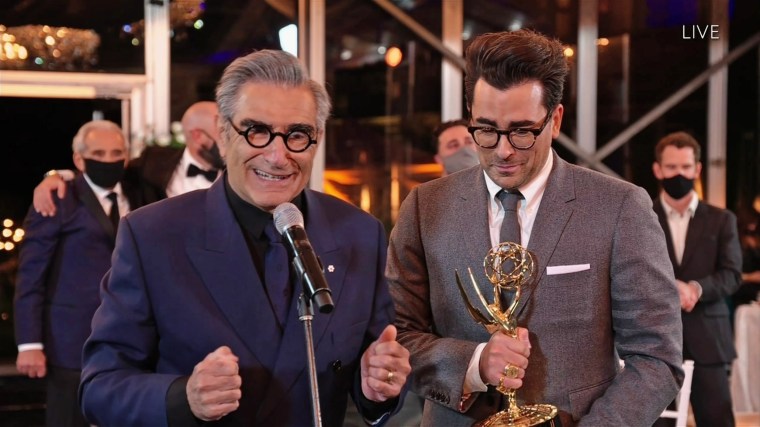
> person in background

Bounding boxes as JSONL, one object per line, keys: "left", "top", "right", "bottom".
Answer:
{"left": 79, "top": 49, "right": 410, "bottom": 426}
{"left": 134, "top": 100, "right": 224, "bottom": 199}
{"left": 14, "top": 120, "right": 144, "bottom": 427}
{"left": 32, "top": 101, "right": 224, "bottom": 215}
{"left": 731, "top": 195, "right": 760, "bottom": 311}
{"left": 387, "top": 29, "right": 683, "bottom": 426}
{"left": 433, "top": 119, "right": 479, "bottom": 176}
{"left": 652, "top": 131, "right": 742, "bottom": 427}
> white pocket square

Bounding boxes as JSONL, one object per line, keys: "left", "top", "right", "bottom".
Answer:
{"left": 546, "top": 264, "right": 590, "bottom": 275}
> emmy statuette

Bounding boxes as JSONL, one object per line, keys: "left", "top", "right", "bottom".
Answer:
{"left": 455, "top": 242, "right": 557, "bottom": 427}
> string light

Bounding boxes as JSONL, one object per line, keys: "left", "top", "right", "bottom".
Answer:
{"left": 0, "top": 219, "right": 23, "bottom": 251}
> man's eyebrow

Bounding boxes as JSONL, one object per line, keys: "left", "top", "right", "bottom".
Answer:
{"left": 238, "top": 118, "right": 270, "bottom": 128}
{"left": 237, "top": 119, "right": 315, "bottom": 133}
{"left": 471, "top": 117, "right": 539, "bottom": 129}
{"left": 286, "top": 123, "right": 316, "bottom": 132}
{"left": 471, "top": 117, "right": 498, "bottom": 127}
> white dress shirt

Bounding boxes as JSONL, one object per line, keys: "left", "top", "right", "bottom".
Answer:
{"left": 83, "top": 174, "right": 130, "bottom": 219}
{"left": 165, "top": 149, "right": 218, "bottom": 198}
{"left": 660, "top": 190, "right": 698, "bottom": 265}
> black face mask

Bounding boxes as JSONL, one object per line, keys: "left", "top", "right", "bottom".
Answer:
{"left": 84, "top": 158, "right": 125, "bottom": 189}
{"left": 198, "top": 140, "right": 225, "bottom": 171}
{"left": 661, "top": 174, "right": 694, "bottom": 200}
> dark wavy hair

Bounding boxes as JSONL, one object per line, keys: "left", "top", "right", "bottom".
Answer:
{"left": 464, "top": 29, "right": 569, "bottom": 114}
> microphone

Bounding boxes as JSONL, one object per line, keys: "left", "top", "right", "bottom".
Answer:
{"left": 273, "top": 203, "right": 334, "bottom": 313}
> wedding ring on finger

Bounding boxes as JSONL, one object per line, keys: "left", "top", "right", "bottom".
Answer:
{"left": 503, "top": 363, "right": 519, "bottom": 380}
{"left": 386, "top": 370, "right": 395, "bottom": 384}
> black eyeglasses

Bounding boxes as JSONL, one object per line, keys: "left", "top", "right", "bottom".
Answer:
{"left": 227, "top": 119, "right": 317, "bottom": 153}
{"left": 468, "top": 109, "right": 554, "bottom": 150}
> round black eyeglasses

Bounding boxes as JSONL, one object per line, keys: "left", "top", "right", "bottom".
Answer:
{"left": 467, "top": 109, "right": 554, "bottom": 150}
{"left": 228, "top": 119, "right": 317, "bottom": 153}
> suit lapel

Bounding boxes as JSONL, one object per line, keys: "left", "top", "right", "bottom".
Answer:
{"left": 120, "top": 173, "right": 143, "bottom": 210}
{"left": 74, "top": 175, "right": 115, "bottom": 240}
{"left": 256, "top": 190, "right": 347, "bottom": 421}
{"left": 517, "top": 153, "right": 575, "bottom": 317}
{"left": 186, "top": 180, "right": 280, "bottom": 368}
{"left": 142, "top": 147, "right": 183, "bottom": 191}
{"left": 681, "top": 202, "right": 706, "bottom": 268}
{"left": 459, "top": 169, "right": 498, "bottom": 299}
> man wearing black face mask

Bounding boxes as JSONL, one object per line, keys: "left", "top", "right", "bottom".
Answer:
{"left": 14, "top": 120, "right": 145, "bottom": 427}
{"left": 652, "top": 131, "right": 742, "bottom": 427}
{"left": 32, "top": 101, "right": 224, "bottom": 216}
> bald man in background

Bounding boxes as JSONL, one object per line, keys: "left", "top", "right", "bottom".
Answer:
{"left": 34, "top": 101, "right": 224, "bottom": 215}
{"left": 135, "top": 100, "right": 223, "bottom": 199}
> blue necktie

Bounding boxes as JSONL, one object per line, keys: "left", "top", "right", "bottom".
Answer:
{"left": 498, "top": 190, "right": 523, "bottom": 245}
{"left": 264, "top": 222, "right": 292, "bottom": 326}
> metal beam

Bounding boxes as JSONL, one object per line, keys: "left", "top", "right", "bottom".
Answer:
{"left": 302, "top": 0, "right": 326, "bottom": 192}
{"left": 590, "top": 32, "right": 760, "bottom": 165}
{"left": 577, "top": 0, "right": 598, "bottom": 159}
{"left": 144, "top": 0, "right": 170, "bottom": 138}
{"left": 371, "top": 0, "right": 465, "bottom": 70}
{"left": 706, "top": 0, "right": 729, "bottom": 207}
{"left": 441, "top": 0, "right": 463, "bottom": 121}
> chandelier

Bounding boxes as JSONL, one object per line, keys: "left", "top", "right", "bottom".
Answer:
{"left": 123, "top": 0, "right": 206, "bottom": 43}
{"left": 0, "top": 24, "right": 100, "bottom": 71}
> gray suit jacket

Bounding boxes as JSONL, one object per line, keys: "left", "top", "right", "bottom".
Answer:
{"left": 387, "top": 152, "right": 683, "bottom": 427}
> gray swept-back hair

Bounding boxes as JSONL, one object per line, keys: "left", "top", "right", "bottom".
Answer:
{"left": 216, "top": 49, "right": 331, "bottom": 131}
{"left": 71, "top": 120, "right": 124, "bottom": 154}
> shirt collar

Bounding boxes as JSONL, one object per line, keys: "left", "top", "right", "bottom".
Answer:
{"left": 660, "top": 190, "right": 699, "bottom": 218}
{"left": 179, "top": 147, "right": 209, "bottom": 172}
{"left": 83, "top": 173, "right": 123, "bottom": 199}
{"left": 223, "top": 173, "right": 306, "bottom": 239}
{"left": 483, "top": 150, "right": 554, "bottom": 208}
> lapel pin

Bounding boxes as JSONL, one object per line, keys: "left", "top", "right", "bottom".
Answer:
{"left": 327, "top": 265, "right": 335, "bottom": 273}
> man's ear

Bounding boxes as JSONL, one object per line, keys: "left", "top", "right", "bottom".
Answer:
{"left": 217, "top": 131, "right": 229, "bottom": 159}
{"left": 695, "top": 161, "right": 702, "bottom": 178}
{"left": 73, "top": 152, "right": 86, "bottom": 172}
{"left": 652, "top": 162, "right": 662, "bottom": 180}
{"left": 550, "top": 104, "right": 564, "bottom": 139}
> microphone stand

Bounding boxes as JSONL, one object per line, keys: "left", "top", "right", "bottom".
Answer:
{"left": 298, "top": 293, "right": 322, "bottom": 427}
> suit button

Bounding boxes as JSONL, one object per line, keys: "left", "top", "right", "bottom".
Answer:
{"left": 331, "top": 360, "right": 342, "bottom": 372}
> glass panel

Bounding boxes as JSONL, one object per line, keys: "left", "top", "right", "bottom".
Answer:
{"left": 324, "top": 0, "right": 444, "bottom": 231}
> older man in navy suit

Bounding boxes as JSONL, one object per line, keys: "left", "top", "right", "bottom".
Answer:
{"left": 14, "top": 120, "right": 142, "bottom": 427}
{"left": 79, "top": 50, "right": 411, "bottom": 426}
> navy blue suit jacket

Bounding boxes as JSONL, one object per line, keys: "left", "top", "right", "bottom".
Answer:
{"left": 80, "top": 178, "right": 399, "bottom": 426}
{"left": 14, "top": 175, "right": 139, "bottom": 369}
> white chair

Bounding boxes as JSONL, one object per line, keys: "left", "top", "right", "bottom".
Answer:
{"left": 659, "top": 360, "right": 694, "bottom": 427}
{"left": 619, "top": 359, "right": 695, "bottom": 427}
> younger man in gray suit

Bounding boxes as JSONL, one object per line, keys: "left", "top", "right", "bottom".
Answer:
{"left": 387, "top": 29, "right": 683, "bottom": 426}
